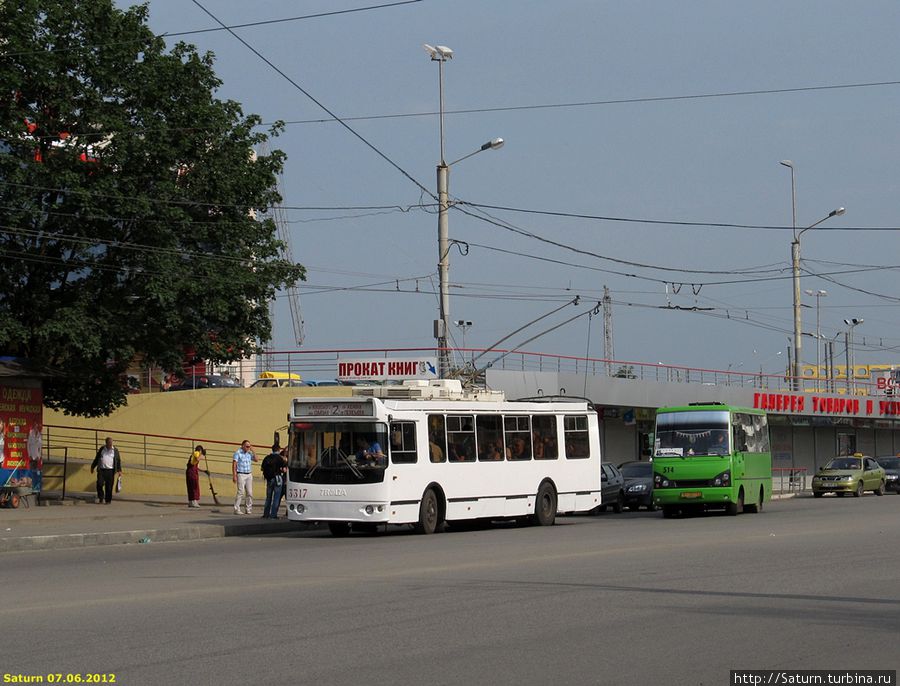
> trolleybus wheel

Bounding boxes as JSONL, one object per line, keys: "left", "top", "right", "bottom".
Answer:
{"left": 533, "top": 482, "right": 557, "bottom": 526}
{"left": 328, "top": 522, "right": 351, "bottom": 537}
{"left": 854, "top": 481, "right": 864, "bottom": 498}
{"left": 414, "top": 488, "right": 440, "bottom": 534}
{"left": 726, "top": 488, "right": 744, "bottom": 516}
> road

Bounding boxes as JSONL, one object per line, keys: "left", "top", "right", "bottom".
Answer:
{"left": 3, "top": 495, "right": 899, "bottom": 686}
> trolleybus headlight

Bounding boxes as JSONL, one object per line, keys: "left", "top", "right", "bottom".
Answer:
{"left": 365, "top": 505, "right": 374, "bottom": 515}
{"left": 296, "top": 504, "right": 305, "bottom": 514}
{"left": 377, "top": 505, "right": 385, "bottom": 512}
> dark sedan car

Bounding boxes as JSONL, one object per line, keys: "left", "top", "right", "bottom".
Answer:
{"left": 168, "top": 374, "right": 240, "bottom": 391}
{"left": 595, "top": 463, "right": 625, "bottom": 513}
{"left": 875, "top": 456, "right": 900, "bottom": 494}
{"left": 619, "top": 460, "right": 657, "bottom": 511}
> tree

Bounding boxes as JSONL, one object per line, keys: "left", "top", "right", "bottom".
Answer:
{"left": 0, "top": 1, "right": 305, "bottom": 416}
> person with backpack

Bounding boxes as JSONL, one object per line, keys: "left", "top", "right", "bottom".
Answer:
{"left": 261, "top": 443, "right": 287, "bottom": 519}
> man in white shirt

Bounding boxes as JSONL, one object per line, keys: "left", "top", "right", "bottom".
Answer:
{"left": 90, "top": 437, "right": 122, "bottom": 504}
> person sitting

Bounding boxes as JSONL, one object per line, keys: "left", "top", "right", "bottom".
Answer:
{"left": 481, "top": 440, "right": 502, "bottom": 461}
{"left": 355, "top": 438, "right": 384, "bottom": 466}
{"left": 508, "top": 437, "right": 530, "bottom": 460}
{"left": 429, "top": 434, "right": 444, "bottom": 462}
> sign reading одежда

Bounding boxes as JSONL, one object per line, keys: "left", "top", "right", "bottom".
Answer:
{"left": 338, "top": 358, "right": 438, "bottom": 382}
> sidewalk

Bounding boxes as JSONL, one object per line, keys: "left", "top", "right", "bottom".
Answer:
{"left": 0, "top": 492, "right": 313, "bottom": 554}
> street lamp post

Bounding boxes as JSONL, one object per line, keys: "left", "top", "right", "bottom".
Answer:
{"left": 780, "top": 160, "right": 844, "bottom": 390}
{"left": 426, "top": 43, "right": 503, "bottom": 378}
{"left": 844, "top": 318, "right": 863, "bottom": 394}
{"left": 804, "top": 288, "right": 827, "bottom": 390}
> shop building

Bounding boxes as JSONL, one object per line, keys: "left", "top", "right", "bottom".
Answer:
{"left": 486, "top": 369, "right": 900, "bottom": 477}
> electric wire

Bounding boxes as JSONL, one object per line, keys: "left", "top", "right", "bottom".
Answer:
{"left": 0, "top": 1, "right": 424, "bottom": 58}
{"left": 188, "top": 0, "right": 435, "bottom": 200}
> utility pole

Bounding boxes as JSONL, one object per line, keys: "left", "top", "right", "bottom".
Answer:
{"left": 602, "top": 286, "right": 614, "bottom": 376}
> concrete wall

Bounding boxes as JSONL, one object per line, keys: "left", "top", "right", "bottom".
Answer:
{"left": 41, "top": 386, "right": 352, "bottom": 500}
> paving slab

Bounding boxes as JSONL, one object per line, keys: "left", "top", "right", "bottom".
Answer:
{"left": 0, "top": 491, "right": 311, "bottom": 553}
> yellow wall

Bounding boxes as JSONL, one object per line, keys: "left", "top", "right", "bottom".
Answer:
{"left": 42, "top": 386, "right": 352, "bottom": 500}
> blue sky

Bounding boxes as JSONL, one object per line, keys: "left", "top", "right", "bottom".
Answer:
{"left": 139, "top": 0, "right": 900, "bottom": 375}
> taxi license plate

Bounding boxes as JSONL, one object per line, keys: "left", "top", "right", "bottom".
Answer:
{"left": 680, "top": 491, "right": 703, "bottom": 499}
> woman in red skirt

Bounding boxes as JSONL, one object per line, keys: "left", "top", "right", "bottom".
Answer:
{"left": 186, "top": 445, "right": 205, "bottom": 507}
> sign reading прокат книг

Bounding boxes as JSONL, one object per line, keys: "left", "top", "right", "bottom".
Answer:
{"left": 338, "top": 358, "right": 438, "bottom": 382}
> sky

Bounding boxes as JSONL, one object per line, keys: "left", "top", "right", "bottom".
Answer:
{"left": 137, "top": 0, "right": 900, "bottom": 376}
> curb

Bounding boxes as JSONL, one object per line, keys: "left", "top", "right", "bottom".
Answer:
{"left": 0, "top": 520, "right": 313, "bottom": 554}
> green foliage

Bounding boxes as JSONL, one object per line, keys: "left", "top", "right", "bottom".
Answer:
{"left": 0, "top": 0, "right": 305, "bottom": 416}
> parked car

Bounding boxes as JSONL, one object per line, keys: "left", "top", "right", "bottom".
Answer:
{"left": 250, "top": 378, "right": 307, "bottom": 388}
{"left": 304, "top": 380, "right": 343, "bottom": 387}
{"left": 596, "top": 463, "right": 625, "bottom": 513}
{"left": 874, "top": 455, "right": 900, "bottom": 494}
{"left": 251, "top": 371, "right": 303, "bottom": 388}
{"left": 619, "top": 460, "right": 656, "bottom": 511}
{"left": 811, "top": 454, "right": 886, "bottom": 497}
{"left": 167, "top": 374, "right": 240, "bottom": 391}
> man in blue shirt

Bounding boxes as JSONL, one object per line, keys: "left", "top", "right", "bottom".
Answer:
{"left": 232, "top": 440, "right": 257, "bottom": 515}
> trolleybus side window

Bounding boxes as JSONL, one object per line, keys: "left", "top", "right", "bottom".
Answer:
{"left": 532, "top": 414, "right": 558, "bottom": 460}
{"left": 389, "top": 421, "right": 417, "bottom": 464}
{"left": 505, "top": 415, "right": 531, "bottom": 460}
{"left": 563, "top": 415, "right": 590, "bottom": 459}
{"left": 447, "top": 414, "right": 476, "bottom": 462}
{"left": 428, "top": 414, "right": 447, "bottom": 463}
{"left": 476, "top": 414, "right": 504, "bottom": 461}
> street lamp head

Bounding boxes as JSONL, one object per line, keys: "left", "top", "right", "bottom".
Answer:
{"left": 423, "top": 43, "right": 453, "bottom": 61}
{"left": 487, "top": 137, "right": 504, "bottom": 150}
{"left": 844, "top": 318, "right": 863, "bottom": 327}
{"left": 830, "top": 207, "right": 846, "bottom": 217}
{"left": 779, "top": 160, "right": 794, "bottom": 169}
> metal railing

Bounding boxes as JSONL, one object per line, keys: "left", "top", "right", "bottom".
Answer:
{"left": 773, "top": 467, "right": 808, "bottom": 494}
{"left": 232, "top": 347, "right": 882, "bottom": 396}
{"left": 42, "top": 425, "right": 277, "bottom": 478}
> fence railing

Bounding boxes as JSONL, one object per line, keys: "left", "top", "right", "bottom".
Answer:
{"left": 42, "top": 425, "right": 273, "bottom": 478}
{"left": 773, "top": 467, "right": 808, "bottom": 494}
{"left": 237, "top": 347, "right": 883, "bottom": 397}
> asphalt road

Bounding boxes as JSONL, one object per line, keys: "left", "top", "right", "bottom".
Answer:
{"left": 3, "top": 495, "right": 899, "bottom": 686}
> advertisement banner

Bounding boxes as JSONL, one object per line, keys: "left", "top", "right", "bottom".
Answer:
{"left": 337, "top": 357, "right": 438, "bottom": 382}
{"left": 0, "top": 383, "right": 43, "bottom": 493}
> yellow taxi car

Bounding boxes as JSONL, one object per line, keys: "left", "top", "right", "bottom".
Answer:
{"left": 811, "top": 453, "right": 886, "bottom": 498}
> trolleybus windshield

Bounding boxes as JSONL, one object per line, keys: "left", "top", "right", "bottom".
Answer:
{"left": 288, "top": 421, "right": 388, "bottom": 484}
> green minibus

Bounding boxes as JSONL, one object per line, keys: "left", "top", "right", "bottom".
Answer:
{"left": 652, "top": 403, "right": 771, "bottom": 517}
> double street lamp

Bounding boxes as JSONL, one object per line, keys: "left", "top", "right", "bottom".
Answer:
{"left": 804, "top": 288, "right": 827, "bottom": 390}
{"left": 426, "top": 43, "right": 504, "bottom": 378}
{"left": 844, "top": 317, "right": 864, "bottom": 393}
{"left": 780, "top": 160, "right": 845, "bottom": 390}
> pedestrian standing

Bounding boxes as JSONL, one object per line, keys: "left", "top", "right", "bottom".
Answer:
{"left": 232, "top": 440, "right": 257, "bottom": 515}
{"left": 261, "top": 444, "right": 287, "bottom": 519}
{"left": 90, "top": 437, "right": 122, "bottom": 504}
{"left": 186, "top": 445, "right": 205, "bottom": 508}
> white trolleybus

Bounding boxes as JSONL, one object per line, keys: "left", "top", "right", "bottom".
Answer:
{"left": 284, "top": 380, "right": 601, "bottom": 536}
